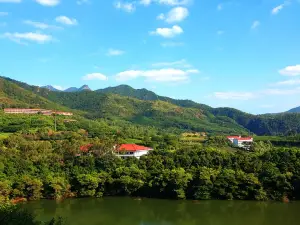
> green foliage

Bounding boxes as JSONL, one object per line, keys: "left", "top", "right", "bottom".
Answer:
{"left": 0, "top": 204, "right": 66, "bottom": 225}
{"left": 1, "top": 131, "right": 300, "bottom": 202}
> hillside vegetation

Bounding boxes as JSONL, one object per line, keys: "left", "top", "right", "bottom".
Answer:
{"left": 2, "top": 76, "right": 300, "bottom": 135}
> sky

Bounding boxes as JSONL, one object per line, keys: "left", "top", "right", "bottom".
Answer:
{"left": 1, "top": 0, "right": 300, "bottom": 114}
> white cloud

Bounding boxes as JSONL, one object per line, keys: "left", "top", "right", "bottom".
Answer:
{"left": 157, "top": 7, "right": 189, "bottom": 23}
{"left": 0, "top": 0, "right": 21, "bottom": 2}
{"left": 152, "top": 59, "right": 191, "bottom": 68}
{"left": 114, "top": 1, "right": 136, "bottom": 13}
{"left": 161, "top": 41, "right": 184, "bottom": 47}
{"left": 263, "top": 88, "right": 300, "bottom": 95}
{"left": 2, "top": 32, "right": 53, "bottom": 44}
{"left": 0, "top": 12, "right": 8, "bottom": 16}
{"left": 107, "top": 48, "right": 125, "bottom": 56}
{"left": 186, "top": 69, "right": 199, "bottom": 74}
{"left": 271, "top": 79, "right": 300, "bottom": 86}
{"left": 140, "top": 0, "right": 151, "bottom": 6}
{"left": 271, "top": 2, "right": 288, "bottom": 15}
{"left": 82, "top": 73, "right": 108, "bottom": 81}
{"left": 251, "top": 20, "right": 260, "bottom": 29}
{"left": 23, "top": 20, "right": 62, "bottom": 30}
{"left": 157, "top": 0, "right": 191, "bottom": 6}
{"left": 214, "top": 92, "right": 256, "bottom": 100}
{"left": 53, "top": 85, "right": 65, "bottom": 91}
{"left": 157, "top": 13, "right": 165, "bottom": 20}
{"left": 279, "top": 65, "right": 300, "bottom": 76}
{"left": 150, "top": 25, "right": 183, "bottom": 38}
{"left": 116, "top": 68, "right": 197, "bottom": 82}
{"left": 77, "top": 0, "right": 90, "bottom": 5}
{"left": 35, "top": 0, "right": 60, "bottom": 6}
{"left": 217, "top": 3, "right": 222, "bottom": 11}
{"left": 55, "top": 16, "right": 78, "bottom": 26}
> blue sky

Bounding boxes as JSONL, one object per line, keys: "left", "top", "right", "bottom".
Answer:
{"left": 1, "top": 0, "right": 300, "bottom": 114}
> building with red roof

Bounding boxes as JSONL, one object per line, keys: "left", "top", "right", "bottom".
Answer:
{"left": 116, "top": 144, "right": 153, "bottom": 159}
{"left": 227, "top": 136, "right": 253, "bottom": 150}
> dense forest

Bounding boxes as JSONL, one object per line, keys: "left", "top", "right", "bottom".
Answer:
{"left": 0, "top": 129, "right": 299, "bottom": 203}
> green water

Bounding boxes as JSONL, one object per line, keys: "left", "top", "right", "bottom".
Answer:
{"left": 23, "top": 198, "right": 300, "bottom": 225}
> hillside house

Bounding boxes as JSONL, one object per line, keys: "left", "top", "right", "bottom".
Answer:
{"left": 227, "top": 136, "right": 253, "bottom": 149}
{"left": 227, "top": 136, "right": 241, "bottom": 143}
{"left": 115, "top": 144, "right": 153, "bottom": 159}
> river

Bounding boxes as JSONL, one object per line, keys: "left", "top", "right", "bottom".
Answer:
{"left": 22, "top": 198, "right": 300, "bottom": 225}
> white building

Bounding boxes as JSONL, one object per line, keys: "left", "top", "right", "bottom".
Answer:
{"left": 115, "top": 144, "right": 153, "bottom": 159}
{"left": 227, "top": 136, "right": 241, "bottom": 143}
{"left": 227, "top": 136, "right": 253, "bottom": 149}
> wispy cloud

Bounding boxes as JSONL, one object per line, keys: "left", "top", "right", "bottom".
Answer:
{"left": 0, "top": 0, "right": 21, "bottom": 3}
{"left": 150, "top": 25, "right": 183, "bottom": 38}
{"left": 107, "top": 48, "right": 125, "bottom": 56}
{"left": 83, "top": 73, "right": 108, "bottom": 81}
{"left": 214, "top": 92, "right": 256, "bottom": 100}
{"left": 271, "top": 79, "right": 300, "bottom": 86}
{"left": 114, "top": 1, "right": 136, "bottom": 13}
{"left": 116, "top": 68, "right": 198, "bottom": 82}
{"left": 251, "top": 20, "right": 260, "bottom": 29}
{"left": 140, "top": 0, "right": 151, "bottom": 6}
{"left": 55, "top": 16, "right": 78, "bottom": 26}
{"left": 1, "top": 32, "right": 53, "bottom": 44}
{"left": 217, "top": 3, "right": 222, "bottom": 11}
{"left": 35, "top": 0, "right": 60, "bottom": 6}
{"left": 217, "top": 30, "right": 224, "bottom": 35}
{"left": 152, "top": 59, "right": 191, "bottom": 68}
{"left": 53, "top": 85, "right": 65, "bottom": 91}
{"left": 271, "top": 2, "right": 289, "bottom": 15}
{"left": 157, "top": 7, "right": 189, "bottom": 23}
{"left": 279, "top": 65, "right": 300, "bottom": 76}
{"left": 77, "top": 0, "right": 90, "bottom": 5}
{"left": 23, "top": 20, "right": 62, "bottom": 30}
{"left": 263, "top": 87, "right": 300, "bottom": 95}
{"left": 0, "top": 12, "right": 9, "bottom": 16}
{"left": 161, "top": 41, "right": 184, "bottom": 47}
{"left": 157, "top": 0, "right": 191, "bottom": 6}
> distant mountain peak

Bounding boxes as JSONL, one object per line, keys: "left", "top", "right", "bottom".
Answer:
{"left": 79, "top": 85, "right": 91, "bottom": 91}
{"left": 42, "top": 85, "right": 61, "bottom": 92}
{"left": 42, "top": 85, "right": 92, "bottom": 92}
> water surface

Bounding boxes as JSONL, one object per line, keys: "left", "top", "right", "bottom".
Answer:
{"left": 23, "top": 198, "right": 300, "bottom": 225}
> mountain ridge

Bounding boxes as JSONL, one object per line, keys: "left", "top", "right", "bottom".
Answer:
{"left": 3, "top": 76, "right": 300, "bottom": 136}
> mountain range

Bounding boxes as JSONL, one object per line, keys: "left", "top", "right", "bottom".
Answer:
{"left": 2, "top": 76, "right": 300, "bottom": 136}
{"left": 42, "top": 85, "right": 92, "bottom": 92}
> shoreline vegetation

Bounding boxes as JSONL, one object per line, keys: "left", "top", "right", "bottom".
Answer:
{"left": 0, "top": 203, "right": 65, "bottom": 225}
{"left": 1, "top": 129, "right": 300, "bottom": 204}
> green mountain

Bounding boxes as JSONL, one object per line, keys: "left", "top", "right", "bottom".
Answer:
{"left": 0, "top": 77, "right": 68, "bottom": 111}
{"left": 97, "top": 85, "right": 300, "bottom": 136}
{"left": 3, "top": 76, "right": 300, "bottom": 136}
{"left": 288, "top": 106, "right": 300, "bottom": 113}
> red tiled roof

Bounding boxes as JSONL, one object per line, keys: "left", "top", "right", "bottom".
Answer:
{"left": 118, "top": 144, "right": 152, "bottom": 152}
{"left": 227, "top": 136, "right": 240, "bottom": 139}
{"left": 236, "top": 137, "right": 253, "bottom": 141}
{"left": 80, "top": 144, "right": 93, "bottom": 152}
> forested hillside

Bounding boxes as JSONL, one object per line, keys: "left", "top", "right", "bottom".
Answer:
{"left": 2, "top": 76, "right": 300, "bottom": 135}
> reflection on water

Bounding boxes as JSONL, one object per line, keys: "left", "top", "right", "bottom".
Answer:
{"left": 22, "top": 198, "right": 300, "bottom": 225}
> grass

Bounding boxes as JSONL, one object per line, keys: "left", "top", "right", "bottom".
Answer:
{"left": 0, "top": 133, "right": 12, "bottom": 140}
{"left": 180, "top": 136, "right": 206, "bottom": 142}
